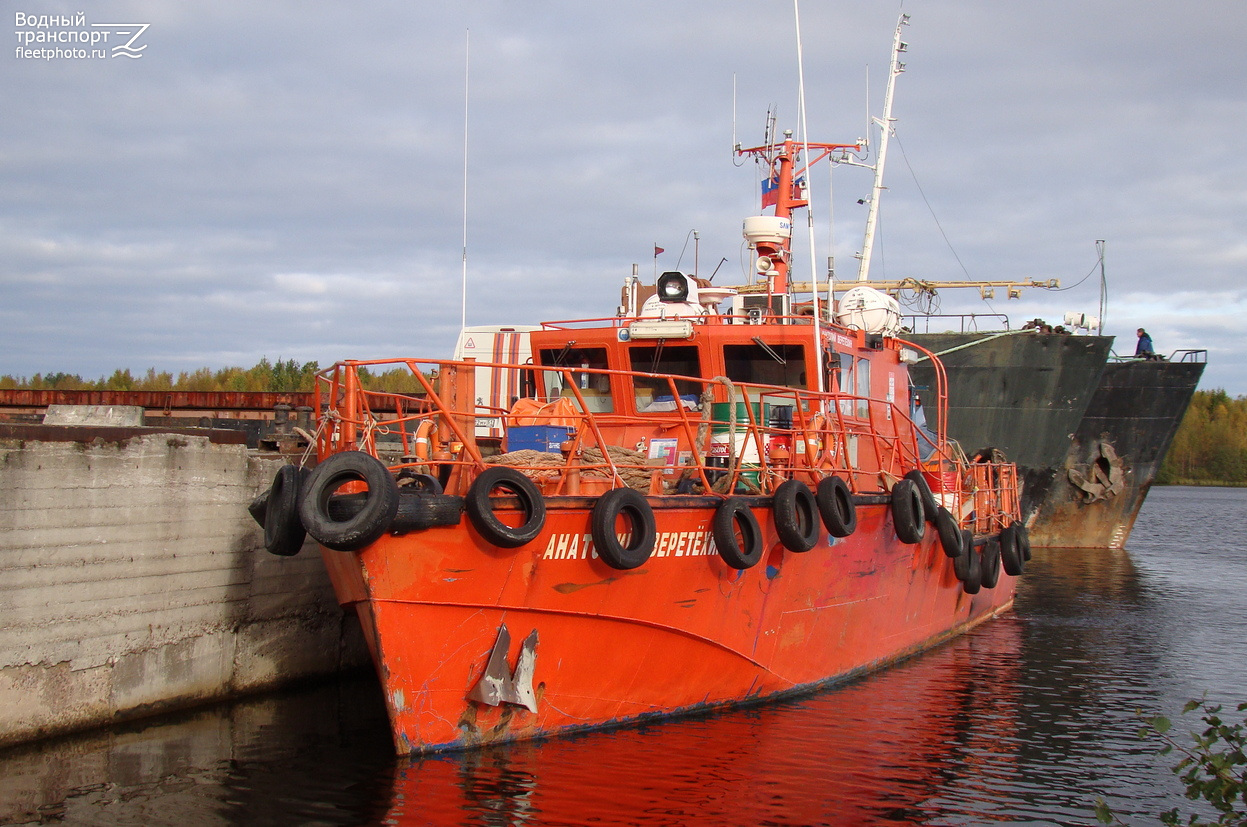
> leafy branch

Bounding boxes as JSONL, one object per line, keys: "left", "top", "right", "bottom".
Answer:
{"left": 1096, "top": 699, "right": 1247, "bottom": 826}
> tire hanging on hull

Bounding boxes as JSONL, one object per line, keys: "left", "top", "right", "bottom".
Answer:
{"left": 713, "top": 498, "right": 764, "bottom": 569}
{"left": 590, "top": 488, "right": 657, "bottom": 570}
{"left": 773, "top": 480, "right": 820, "bottom": 552}
{"left": 980, "top": 537, "right": 1002, "bottom": 589}
{"left": 815, "top": 475, "right": 857, "bottom": 538}
{"left": 904, "top": 469, "right": 939, "bottom": 525}
{"left": 263, "top": 464, "right": 309, "bottom": 557}
{"left": 300, "top": 451, "right": 399, "bottom": 552}
{"left": 1000, "top": 523, "right": 1028, "bottom": 576}
{"left": 934, "top": 506, "right": 963, "bottom": 559}
{"left": 465, "top": 466, "right": 546, "bottom": 549}
{"left": 891, "top": 479, "right": 925, "bottom": 544}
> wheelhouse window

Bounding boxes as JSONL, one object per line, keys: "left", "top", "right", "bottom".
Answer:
{"left": 837, "top": 352, "right": 855, "bottom": 417}
{"left": 628, "top": 345, "right": 702, "bottom": 411}
{"left": 723, "top": 342, "right": 808, "bottom": 391}
{"left": 536, "top": 345, "right": 613, "bottom": 412}
{"left": 854, "top": 356, "right": 871, "bottom": 418}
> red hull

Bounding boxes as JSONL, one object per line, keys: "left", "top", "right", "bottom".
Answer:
{"left": 321, "top": 498, "right": 1015, "bottom": 753}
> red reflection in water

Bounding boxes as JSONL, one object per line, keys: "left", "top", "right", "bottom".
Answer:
{"left": 381, "top": 616, "right": 1025, "bottom": 826}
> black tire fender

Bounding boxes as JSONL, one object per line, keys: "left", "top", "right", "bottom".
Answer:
{"left": 1018, "top": 521, "right": 1033, "bottom": 562}
{"left": 891, "top": 478, "right": 926, "bottom": 544}
{"left": 904, "top": 470, "right": 939, "bottom": 525}
{"left": 299, "top": 451, "right": 399, "bottom": 552}
{"left": 263, "top": 464, "right": 309, "bottom": 557}
{"left": 963, "top": 545, "right": 983, "bottom": 594}
{"left": 590, "top": 487, "right": 656, "bottom": 570}
{"left": 248, "top": 490, "right": 269, "bottom": 528}
{"left": 935, "top": 506, "right": 963, "bottom": 559}
{"left": 713, "top": 498, "right": 764, "bottom": 569}
{"left": 815, "top": 475, "right": 857, "bottom": 538}
{"left": 1000, "top": 523, "right": 1026, "bottom": 576}
{"left": 953, "top": 529, "right": 974, "bottom": 583}
{"left": 980, "top": 536, "right": 1002, "bottom": 589}
{"left": 465, "top": 466, "right": 546, "bottom": 549}
{"left": 773, "top": 480, "right": 820, "bottom": 552}
{"left": 329, "top": 491, "right": 464, "bottom": 533}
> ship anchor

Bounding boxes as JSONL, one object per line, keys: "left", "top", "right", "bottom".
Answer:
{"left": 467, "top": 624, "right": 539, "bottom": 713}
{"left": 1067, "top": 438, "right": 1127, "bottom": 503}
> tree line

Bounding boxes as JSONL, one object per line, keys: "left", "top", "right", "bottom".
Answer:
{"left": 0, "top": 358, "right": 426, "bottom": 394}
{"left": 1157, "top": 389, "right": 1247, "bottom": 486}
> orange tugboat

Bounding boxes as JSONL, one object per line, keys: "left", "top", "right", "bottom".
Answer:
{"left": 254, "top": 25, "right": 1025, "bottom": 757}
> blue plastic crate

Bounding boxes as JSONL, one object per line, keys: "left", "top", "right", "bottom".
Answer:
{"left": 507, "top": 425, "right": 574, "bottom": 453}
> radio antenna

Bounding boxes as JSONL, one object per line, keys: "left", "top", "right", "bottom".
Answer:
{"left": 460, "top": 29, "right": 470, "bottom": 329}
{"left": 792, "top": 0, "right": 825, "bottom": 392}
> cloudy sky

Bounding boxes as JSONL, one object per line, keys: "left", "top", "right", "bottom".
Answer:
{"left": 4, "top": 1, "right": 1245, "bottom": 393}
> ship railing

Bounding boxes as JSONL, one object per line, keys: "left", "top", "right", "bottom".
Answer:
{"left": 310, "top": 359, "right": 1016, "bottom": 522}
{"left": 540, "top": 311, "right": 860, "bottom": 331}
{"left": 1107, "top": 347, "right": 1208, "bottom": 364}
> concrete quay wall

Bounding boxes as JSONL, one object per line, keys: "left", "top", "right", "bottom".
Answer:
{"left": 0, "top": 428, "right": 367, "bottom": 748}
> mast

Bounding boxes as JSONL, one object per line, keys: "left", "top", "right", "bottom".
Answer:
{"left": 856, "top": 13, "right": 909, "bottom": 282}
{"left": 735, "top": 134, "right": 861, "bottom": 296}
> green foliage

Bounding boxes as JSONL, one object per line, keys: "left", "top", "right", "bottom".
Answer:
{"left": 1158, "top": 390, "right": 1247, "bottom": 486}
{"left": 0, "top": 358, "right": 322, "bottom": 393}
{"left": 359, "top": 366, "right": 430, "bottom": 394}
{"left": 0, "top": 359, "right": 439, "bottom": 395}
{"left": 1096, "top": 699, "right": 1247, "bottom": 826}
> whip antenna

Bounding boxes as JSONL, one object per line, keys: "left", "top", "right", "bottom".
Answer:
{"left": 461, "top": 29, "right": 470, "bottom": 328}
{"left": 792, "top": 0, "right": 825, "bottom": 392}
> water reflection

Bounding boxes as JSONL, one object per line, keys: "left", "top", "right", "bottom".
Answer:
{"left": 381, "top": 616, "right": 1022, "bottom": 826}
{"left": 2, "top": 487, "right": 1245, "bottom": 826}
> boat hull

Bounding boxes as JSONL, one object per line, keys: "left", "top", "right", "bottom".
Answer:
{"left": 906, "top": 331, "right": 1112, "bottom": 531}
{"left": 318, "top": 497, "right": 1016, "bottom": 754}
{"left": 908, "top": 332, "right": 1204, "bottom": 548}
{"left": 1026, "top": 358, "right": 1205, "bottom": 548}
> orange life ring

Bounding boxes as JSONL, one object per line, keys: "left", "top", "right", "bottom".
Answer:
{"left": 806, "top": 412, "right": 827, "bottom": 456}
{"left": 413, "top": 419, "right": 436, "bottom": 462}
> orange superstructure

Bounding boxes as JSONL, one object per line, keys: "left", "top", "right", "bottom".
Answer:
{"left": 251, "top": 110, "right": 1028, "bottom": 756}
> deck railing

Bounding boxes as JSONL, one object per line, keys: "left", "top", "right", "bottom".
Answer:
{"left": 310, "top": 357, "right": 1016, "bottom": 528}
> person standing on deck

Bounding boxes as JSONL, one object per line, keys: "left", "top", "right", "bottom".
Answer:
{"left": 1135, "top": 328, "right": 1155, "bottom": 359}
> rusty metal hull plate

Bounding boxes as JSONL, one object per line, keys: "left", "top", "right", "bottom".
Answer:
{"left": 1028, "top": 359, "right": 1205, "bottom": 548}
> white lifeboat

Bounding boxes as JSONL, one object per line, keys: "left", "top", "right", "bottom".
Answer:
{"left": 835, "top": 285, "right": 902, "bottom": 336}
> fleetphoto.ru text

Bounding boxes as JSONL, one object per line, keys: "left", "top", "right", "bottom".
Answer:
{"left": 14, "top": 11, "right": 149, "bottom": 60}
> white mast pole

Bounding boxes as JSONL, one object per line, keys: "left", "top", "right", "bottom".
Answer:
{"left": 461, "top": 30, "right": 470, "bottom": 329}
{"left": 856, "top": 13, "right": 909, "bottom": 282}
{"left": 792, "top": 0, "right": 825, "bottom": 392}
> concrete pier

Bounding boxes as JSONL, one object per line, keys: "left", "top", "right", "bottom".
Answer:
{"left": 0, "top": 424, "right": 367, "bottom": 748}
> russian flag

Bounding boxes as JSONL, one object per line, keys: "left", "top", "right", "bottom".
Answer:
{"left": 761, "top": 174, "right": 780, "bottom": 208}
